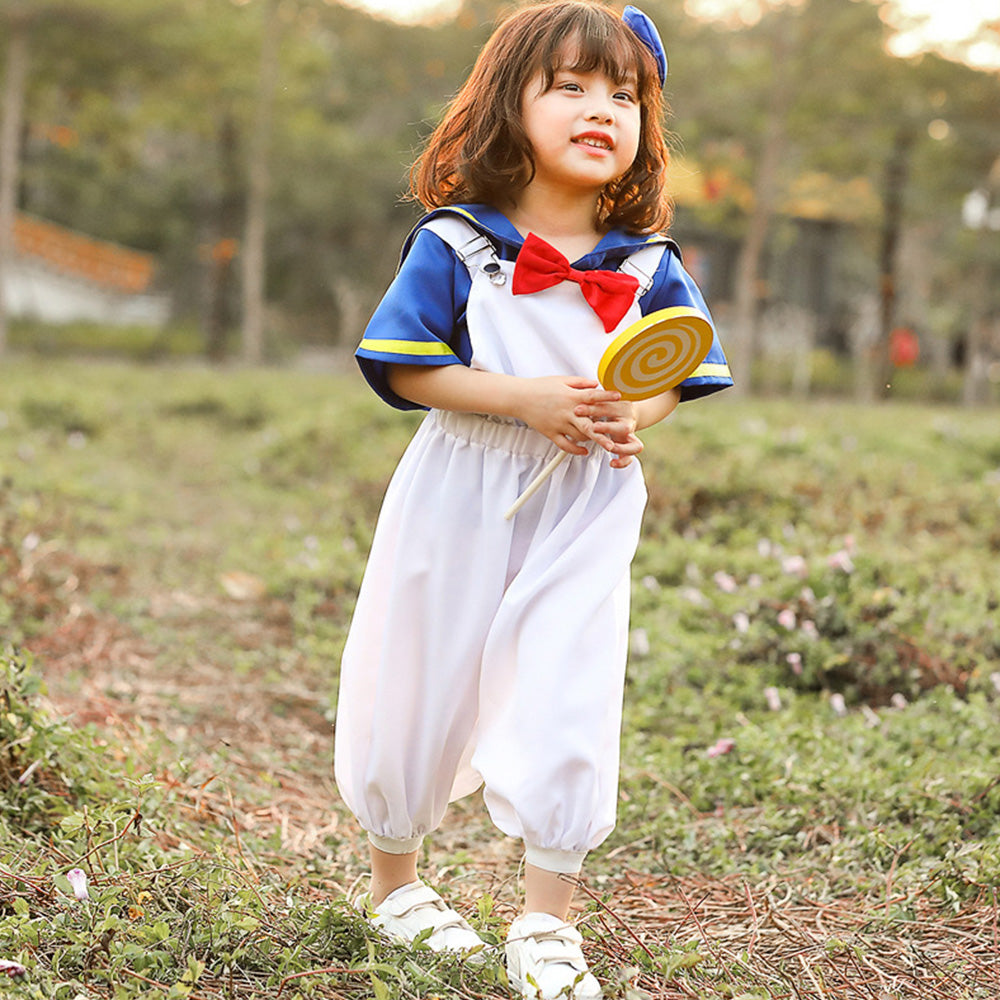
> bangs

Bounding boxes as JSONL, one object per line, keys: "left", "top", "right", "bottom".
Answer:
{"left": 532, "top": 9, "right": 656, "bottom": 93}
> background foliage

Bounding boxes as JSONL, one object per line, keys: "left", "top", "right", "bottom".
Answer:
{"left": 1, "top": 0, "right": 998, "bottom": 376}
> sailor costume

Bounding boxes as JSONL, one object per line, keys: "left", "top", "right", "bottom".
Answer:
{"left": 335, "top": 204, "right": 732, "bottom": 874}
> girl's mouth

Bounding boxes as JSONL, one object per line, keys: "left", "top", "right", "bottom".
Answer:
{"left": 572, "top": 132, "right": 614, "bottom": 151}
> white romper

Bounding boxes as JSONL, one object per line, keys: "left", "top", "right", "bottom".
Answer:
{"left": 335, "top": 214, "right": 667, "bottom": 874}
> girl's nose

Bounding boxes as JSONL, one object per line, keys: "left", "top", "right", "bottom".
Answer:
{"left": 586, "top": 101, "right": 614, "bottom": 124}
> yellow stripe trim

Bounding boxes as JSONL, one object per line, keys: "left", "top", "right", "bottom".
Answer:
{"left": 359, "top": 338, "right": 456, "bottom": 358}
{"left": 448, "top": 207, "right": 479, "bottom": 225}
{"left": 688, "top": 362, "right": 731, "bottom": 379}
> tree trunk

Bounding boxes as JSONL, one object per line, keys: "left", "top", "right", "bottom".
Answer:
{"left": 0, "top": 17, "right": 31, "bottom": 357}
{"left": 206, "top": 112, "right": 242, "bottom": 362}
{"left": 729, "top": 19, "right": 792, "bottom": 396}
{"left": 963, "top": 157, "right": 1000, "bottom": 406}
{"left": 872, "top": 125, "right": 914, "bottom": 401}
{"left": 962, "top": 252, "right": 993, "bottom": 407}
{"left": 240, "top": 0, "right": 279, "bottom": 365}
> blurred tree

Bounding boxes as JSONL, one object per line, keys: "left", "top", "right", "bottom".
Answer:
{"left": 241, "top": 0, "right": 279, "bottom": 365}
{"left": 0, "top": 0, "right": 194, "bottom": 349}
{"left": 0, "top": 2, "right": 31, "bottom": 357}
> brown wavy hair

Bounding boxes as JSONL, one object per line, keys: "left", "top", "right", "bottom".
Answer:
{"left": 409, "top": 1, "right": 672, "bottom": 234}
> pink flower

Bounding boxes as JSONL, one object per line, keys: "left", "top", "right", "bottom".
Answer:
{"left": 713, "top": 571, "right": 738, "bottom": 593}
{"left": 65, "top": 869, "right": 89, "bottom": 901}
{"left": 801, "top": 619, "right": 819, "bottom": 640}
{"left": 827, "top": 549, "right": 855, "bottom": 573}
{"left": 781, "top": 555, "right": 808, "bottom": 578}
{"left": 786, "top": 652, "right": 803, "bottom": 675}
{"left": 707, "top": 737, "right": 736, "bottom": 758}
{"left": 764, "top": 686, "right": 782, "bottom": 711}
{"left": 777, "top": 608, "right": 797, "bottom": 630}
{"left": 0, "top": 960, "right": 26, "bottom": 980}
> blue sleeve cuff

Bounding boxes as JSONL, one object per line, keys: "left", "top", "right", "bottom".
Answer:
{"left": 641, "top": 248, "right": 734, "bottom": 401}
{"left": 354, "top": 228, "right": 472, "bottom": 410}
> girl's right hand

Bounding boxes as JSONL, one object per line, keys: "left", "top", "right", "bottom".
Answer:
{"left": 515, "top": 376, "right": 625, "bottom": 455}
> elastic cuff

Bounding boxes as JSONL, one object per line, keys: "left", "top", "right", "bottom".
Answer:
{"left": 367, "top": 831, "right": 424, "bottom": 855}
{"left": 524, "top": 845, "right": 588, "bottom": 875}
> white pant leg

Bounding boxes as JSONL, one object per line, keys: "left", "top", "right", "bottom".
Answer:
{"left": 473, "top": 443, "right": 647, "bottom": 859}
{"left": 334, "top": 412, "right": 554, "bottom": 844}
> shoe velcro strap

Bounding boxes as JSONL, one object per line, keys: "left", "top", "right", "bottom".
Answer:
{"left": 513, "top": 927, "right": 587, "bottom": 967}
{"left": 381, "top": 885, "right": 474, "bottom": 936}
{"left": 379, "top": 884, "right": 446, "bottom": 917}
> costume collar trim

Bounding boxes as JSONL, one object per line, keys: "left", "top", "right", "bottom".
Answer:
{"left": 412, "top": 204, "right": 675, "bottom": 267}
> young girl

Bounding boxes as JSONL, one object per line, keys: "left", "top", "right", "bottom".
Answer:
{"left": 335, "top": 3, "right": 732, "bottom": 997}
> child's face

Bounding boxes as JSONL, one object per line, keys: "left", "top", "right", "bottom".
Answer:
{"left": 519, "top": 54, "right": 641, "bottom": 202}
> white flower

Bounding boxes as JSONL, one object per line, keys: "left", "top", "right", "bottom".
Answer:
{"left": 801, "top": 619, "right": 819, "bottom": 640}
{"left": 732, "top": 612, "right": 750, "bottom": 634}
{"left": 764, "top": 686, "right": 782, "bottom": 711}
{"left": 890, "top": 693, "right": 908, "bottom": 710}
{"left": 713, "top": 571, "right": 738, "bottom": 593}
{"left": 681, "top": 587, "right": 707, "bottom": 606}
{"left": 629, "top": 628, "right": 650, "bottom": 658}
{"left": 830, "top": 693, "right": 847, "bottom": 717}
{"left": 777, "top": 608, "right": 797, "bottom": 630}
{"left": 65, "top": 869, "right": 89, "bottom": 901}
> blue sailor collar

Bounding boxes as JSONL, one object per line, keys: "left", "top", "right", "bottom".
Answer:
{"left": 402, "top": 204, "right": 679, "bottom": 270}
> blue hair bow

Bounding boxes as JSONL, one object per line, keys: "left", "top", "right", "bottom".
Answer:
{"left": 622, "top": 5, "right": 667, "bottom": 86}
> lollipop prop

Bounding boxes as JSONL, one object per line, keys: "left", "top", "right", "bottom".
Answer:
{"left": 503, "top": 307, "right": 713, "bottom": 520}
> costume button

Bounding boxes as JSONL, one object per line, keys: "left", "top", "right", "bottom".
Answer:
{"left": 482, "top": 261, "right": 506, "bottom": 286}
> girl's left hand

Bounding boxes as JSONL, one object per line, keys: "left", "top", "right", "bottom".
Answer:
{"left": 574, "top": 399, "right": 642, "bottom": 468}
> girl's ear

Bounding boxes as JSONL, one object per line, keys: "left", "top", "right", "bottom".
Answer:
{"left": 622, "top": 6, "right": 667, "bottom": 86}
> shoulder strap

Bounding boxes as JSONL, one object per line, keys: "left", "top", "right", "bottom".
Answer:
{"left": 410, "top": 213, "right": 503, "bottom": 281}
{"left": 619, "top": 241, "right": 674, "bottom": 295}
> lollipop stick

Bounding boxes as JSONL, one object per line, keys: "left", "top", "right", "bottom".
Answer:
{"left": 503, "top": 450, "right": 568, "bottom": 520}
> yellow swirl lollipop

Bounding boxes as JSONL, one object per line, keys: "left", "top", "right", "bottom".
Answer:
{"left": 598, "top": 306, "right": 714, "bottom": 400}
{"left": 504, "top": 307, "right": 714, "bottom": 519}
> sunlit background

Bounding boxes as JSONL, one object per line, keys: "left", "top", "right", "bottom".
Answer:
{"left": 347, "top": 0, "right": 1000, "bottom": 68}
{"left": 1, "top": 0, "right": 997, "bottom": 401}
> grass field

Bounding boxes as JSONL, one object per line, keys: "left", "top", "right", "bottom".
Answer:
{"left": 1, "top": 358, "right": 998, "bottom": 999}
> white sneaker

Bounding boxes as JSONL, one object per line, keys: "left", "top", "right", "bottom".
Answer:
{"left": 360, "top": 880, "right": 487, "bottom": 962}
{"left": 506, "top": 912, "right": 602, "bottom": 999}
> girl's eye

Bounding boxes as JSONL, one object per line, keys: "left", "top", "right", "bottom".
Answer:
{"left": 615, "top": 90, "right": 637, "bottom": 103}
{"left": 558, "top": 81, "right": 583, "bottom": 92}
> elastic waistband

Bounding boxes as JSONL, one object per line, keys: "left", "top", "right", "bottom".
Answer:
{"left": 433, "top": 409, "right": 564, "bottom": 460}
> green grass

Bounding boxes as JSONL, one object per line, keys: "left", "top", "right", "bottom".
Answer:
{"left": 1, "top": 359, "right": 998, "bottom": 998}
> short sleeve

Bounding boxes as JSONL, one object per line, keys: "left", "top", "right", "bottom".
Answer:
{"left": 356, "top": 228, "right": 472, "bottom": 410}
{"left": 640, "top": 248, "right": 734, "bottom": 401}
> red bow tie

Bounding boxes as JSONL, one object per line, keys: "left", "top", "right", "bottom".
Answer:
{"left": 511, "top": 232, "right": 639, "bottom": 333}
